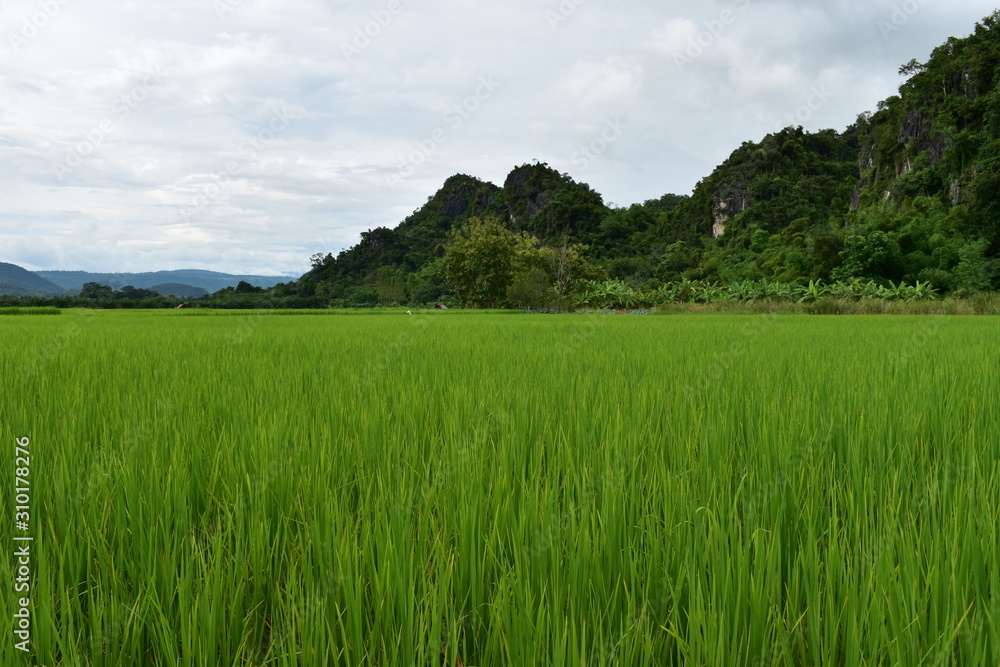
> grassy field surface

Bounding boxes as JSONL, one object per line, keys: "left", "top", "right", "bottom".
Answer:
{"left": 1, "top": 310, "right": 997, "bottom": 665}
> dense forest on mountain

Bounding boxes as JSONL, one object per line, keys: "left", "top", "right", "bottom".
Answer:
{"left": 274, "top": 11, "right": 1000, "bottom": 308}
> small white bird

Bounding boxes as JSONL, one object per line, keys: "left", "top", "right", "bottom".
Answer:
{"left": 407, "top": 310, "right": 412, "bottom": 315}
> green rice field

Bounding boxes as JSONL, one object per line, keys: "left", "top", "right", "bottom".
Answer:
{"left": 2, "top": 310, "right": 998, "bottom": 665}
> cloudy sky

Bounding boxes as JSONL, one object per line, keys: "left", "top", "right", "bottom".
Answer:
{"left": 1, "top": 0, "right": 997, "bottom": 277}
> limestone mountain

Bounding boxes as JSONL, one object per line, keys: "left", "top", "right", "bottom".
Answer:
{"left": 293, "top": 10, "right": 1000, "bottom": 303}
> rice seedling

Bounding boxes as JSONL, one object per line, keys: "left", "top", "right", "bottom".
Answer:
{"left": 0, "top": 310, "right": 996, "bottom": 665}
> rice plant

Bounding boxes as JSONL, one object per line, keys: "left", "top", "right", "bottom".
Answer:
{"left": 1, "top": 310, "right": 996, "bottom": 665}
{"left": 0, "top": 307, "right": 61, "bottom": 316}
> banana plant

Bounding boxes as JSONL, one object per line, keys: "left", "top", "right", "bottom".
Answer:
{"left": 912, "top": 280, "right": 940, "bottom": 301}
{"left": 796, "top": 279, "right": 830, "bottom": 303}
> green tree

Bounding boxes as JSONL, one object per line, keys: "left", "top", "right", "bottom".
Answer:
{"left": 968, "top": 141, "right": 1000, "bottom": 251}
{"left": 506, "top": 268, "right": 552, "bottom": 310}
{"left": 444, "top": 216, "right": 539, "bottom": 308}
{"left": 117, "top": 286, "right": 159, "bottom": 300}
{"left": 80, "top": 282, "right": 114, "bottom": 300}
{"left": 410, "top": 258, "right": 451, "bottom": 305}
{"left": 543, "top": 239, "right": 604, "bottom": 302}
{"left": 310, "top": 252, "right": 332, "bottom": 270}
{"left": 375, "top": 266, "right": 408, "bottom": 305}
{"left": 953, "top": 239, "right": 996, "bottom": 293}
{"left": 235, "top": 281, "right": 263, "bottom": 294}
{"left": 832, "top": 232, "right": 903, "bottom": 282}
{"left": 655, "top": 241, "right": 698, "bottom": 283}
{"left": 810, "top": 233, "right": 844, "bottom": 280}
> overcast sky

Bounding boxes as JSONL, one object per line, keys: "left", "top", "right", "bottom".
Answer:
{"left": 1, "top": 0, "right": 996, "bottom": 277}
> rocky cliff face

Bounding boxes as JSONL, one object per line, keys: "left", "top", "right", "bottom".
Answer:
{"left": 944, "top": 63, "right": 979, "bottom": 101}
{"left": 500, "top": 162, "right": 608, "bottom": 240}
{"left": 896, "top": 109, "right": 953, "bottom": 172}
{"left": 897, "top": 109, "right": 930, "bottom": 147}
{"left": 503, "top": 164, "right": 557, "bottom": 222}
{"left": 853, "top": 31, "right": 996, "bottom": 208}
{"left": 440, "top": 182, "right": 497, "bottom": 219}
{"left": 710, "top": 187, "right": 751, "bottom": 237}
{"left": 853, "top": 145, "right": 879, "bottom": 209}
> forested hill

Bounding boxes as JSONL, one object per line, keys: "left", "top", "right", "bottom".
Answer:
{"left": 0, "top": 262, "right": 64, "bottom": 296}
{"left": 308, "top": 174, "right": 502, "bottom": 284}
{"left": 293, "top": 11, "right": 1000, "bottom": 305}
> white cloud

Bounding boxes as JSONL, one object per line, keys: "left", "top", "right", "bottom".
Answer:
{"left": 559, "top": 57, "right": 643, "bottom": 107}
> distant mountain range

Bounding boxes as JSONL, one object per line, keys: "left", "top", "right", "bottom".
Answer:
{"left": 0, "top": 263, "right": 65, "bottom": 296}
{"left": 0, "top": 263, "right": 293, "bottom": 297}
